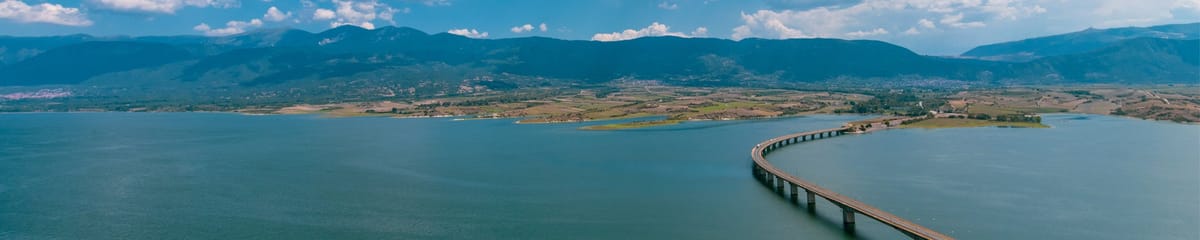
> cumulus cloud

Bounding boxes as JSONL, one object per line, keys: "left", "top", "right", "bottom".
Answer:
{"left": 730, "top": 0, "right": 1049, "bottom": 40}
{"left": 845, "top": 27, "right": 888, "bottom": 38}
{"left": 940, "top": 12, "right": 985, "bottom": 28}
{"left": 448, "top": 28, "right": 487, "bottom": 38}
{"left": 418, "top": 0, "right": 450, "bottom": 6}
{"left": 765, "top": 0, "right": 864, "bottom": 10}
{"left": 313, "top": 8, "right": 334, "bottom": 20}
{"left": 511, "top": 23, "right": 548, "bottom": 33}
{"left": 313, "top": 0, "right": 401, "bottom": 30}
{"left": 731, "top": 0, "right": 1199, "bottom": 54}
{"left": 592, "top": 22, "right": 708, "bottom": 41}
{"left": 917, "top": 18, "right": 935, "bottom": 28}
{"left": 0, "top": 0, "right": 93, "bottom": 26}
{"left": 194, "top": 18, "right": 262, "bottom": 36}
{"left": 658, "top": 1, "right": 678, "bottom": 10}
{"left": 691, "top": 27, "right": 709, "bottom": 37}
{"left": 92, "top": 0, "right": 238, "bottom": 14}
{"left": 510, "top": 23, "right": 533, "bottom": 33}
{"left": 1089, "top": 0, "right": 1199, "bottom": 27}
{"left": 263, "top": 6, "right": 290, "bottom": 22}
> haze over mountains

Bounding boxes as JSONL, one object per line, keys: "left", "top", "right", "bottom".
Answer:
{"left": 0, "top": 23, "right": 1196, "bottom": 92}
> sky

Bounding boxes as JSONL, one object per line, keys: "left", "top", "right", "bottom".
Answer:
{"left": 0, "top": 0, "right": 1197, "bottom": 55}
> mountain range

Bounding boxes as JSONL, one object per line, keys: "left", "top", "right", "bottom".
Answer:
{"left": 0, "top": 23, "right": 1196, "bottom": 94}
{"left": 962, "top": 23, "right": 1199, "bottom": 62}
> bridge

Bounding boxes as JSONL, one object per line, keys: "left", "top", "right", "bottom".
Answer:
{"left": 751, "top": 127, "right": 954, "bottom": 240}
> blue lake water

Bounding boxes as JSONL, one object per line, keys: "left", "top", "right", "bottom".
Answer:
{"left": 0, "top": 113, "right": 1196, "bottom": 239}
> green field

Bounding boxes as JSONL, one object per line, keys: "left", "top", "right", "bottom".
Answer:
{"left": 579, "top": 120, "right": 683, "bottom": 130}
{"left": 965, "top": 105, "right": 1022, "bottom": 115}
{"left": 900, "top": 118, "right": 1049, "bottom": 129}
{"left": 694, "top": 101, "right": 763, "bottom": 112}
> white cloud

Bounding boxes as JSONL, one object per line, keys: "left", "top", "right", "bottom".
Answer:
{"left": 729, "top": 0, "right": 1050, "bottom": 40}
{"left": 1089, "top": 0, "right": 1200, "bottom": 27}
{"left": 419, "top": 0, "right": 450, "bottom": 6}
{"left": 313, "top": 8, "right": 334, "bottom": 20}
{"left": 263, "top": 6, "right": 290, "bottom": 22}
{"left": 194, "top": 18, "right": 262, "bottom": 36}
{"left": 592, "top": 22, "right": 708, "bottom": 41}
{"left": 448, "top": 28, "right": 488, "bottom": 38}
{"left": 940, "top": 13, "right": 985, "bottom": 28}
{"left": 92, "top": 0, "right": 238, "bottom": 14}
{"left": 732, "top": 9, "right": 826, "bottom": 40}
{"left": 765, "top": 0, "right": 864, "bottom": 9}
{"left": 691, "top": 27, "right": 709, "bottom": 37}
{"left": 845, "top": 28, "right": 888, "bottom": 38}
{"left": 0, "top": 0, "right": 92, "bottom": 26}
{"left": 982, "top": 0, "right": 1047, "bottom": 20}
{"left": 729, "top": 0, "right": 1200, "bottom": 55}
{"left": 312, "top": 0, "right": 401, "bottom": 30}
{"left": 918, "top": 18, "right": 935, "bottom": 28}
{"left": 516, "top": 22, "right": 552, "bottom": 33}
{"left": 658, "top": 1, "right": 678, "bottom": 10}
{"left": 510, "top": 23, "right": 533, "bottom": 33}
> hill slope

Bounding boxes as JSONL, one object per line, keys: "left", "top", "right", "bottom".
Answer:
{"left": 0, "top": 25, "right": 1195, "bottom": 91}
{"left": 1014, "top": 38, "right": 1199, "bottom": 84}
{"left": 962, "top": 22, "right": 1199, "bottom": 62}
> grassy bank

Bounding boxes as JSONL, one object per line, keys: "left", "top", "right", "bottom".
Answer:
{"left": 579, "top": 120, "right": 683, "bottom": 130}
{"left": 900, "top": 118, "right": 1049, "bottom": 129}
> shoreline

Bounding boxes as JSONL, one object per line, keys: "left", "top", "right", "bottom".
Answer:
{"left": 1, "top": 110, "right": 1195, "bottom": 129}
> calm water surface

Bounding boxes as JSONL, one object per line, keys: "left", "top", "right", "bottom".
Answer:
{"left": 0, "top": 113, "right": 1196, "bottom": 239}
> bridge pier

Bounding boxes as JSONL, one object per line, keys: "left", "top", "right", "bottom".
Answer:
{"left": 842, "top": 206, "right": 856, "bottom": 227}
{"left": 806, "top": 190, "right": 816, "bottom": 206}
{"left": 753, "top": 165, "right": 762, "bottom": 180}
{"left": 789, "top": 183, "right": 799, "bottom": 202}
{"left": 766, "top": 173, "right": 775, "bottom": 187}
{"left": 775, "top": 176, "right": 784, "bottom": 193}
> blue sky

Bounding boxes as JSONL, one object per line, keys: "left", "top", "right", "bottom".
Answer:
{"left": 1, "top": 0, "right": 1197, "bottom": 55}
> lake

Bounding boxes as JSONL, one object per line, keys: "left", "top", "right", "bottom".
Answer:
{"left": 0, "top": 113, "right": 1196, "bottom": 239}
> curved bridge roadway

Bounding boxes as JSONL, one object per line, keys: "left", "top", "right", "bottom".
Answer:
{"left": 751, "top": 127, "right": 954, "bottom": 240}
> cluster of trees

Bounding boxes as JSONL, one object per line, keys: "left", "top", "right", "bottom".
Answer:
{"left": 835, "top": 93, "right": 937, "bottom": 116}
{"left": 966, "top": 113, "right": 1041, "bottom": 123}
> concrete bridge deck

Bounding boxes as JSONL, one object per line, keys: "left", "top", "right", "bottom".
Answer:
{"left": 751, "top": 127, "right": 954, "bottom": 240}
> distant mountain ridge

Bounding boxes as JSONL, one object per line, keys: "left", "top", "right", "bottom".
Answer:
{"left": 962, "top": 22, "right": 1199, "bottom": 62}
{"left": 0, "top": 24, "right": 1196, "bottom": 93}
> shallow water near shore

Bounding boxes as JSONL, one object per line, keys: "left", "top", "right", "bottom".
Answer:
{"left": 0, "top": 113, "right": 1196, "bottom": 239}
